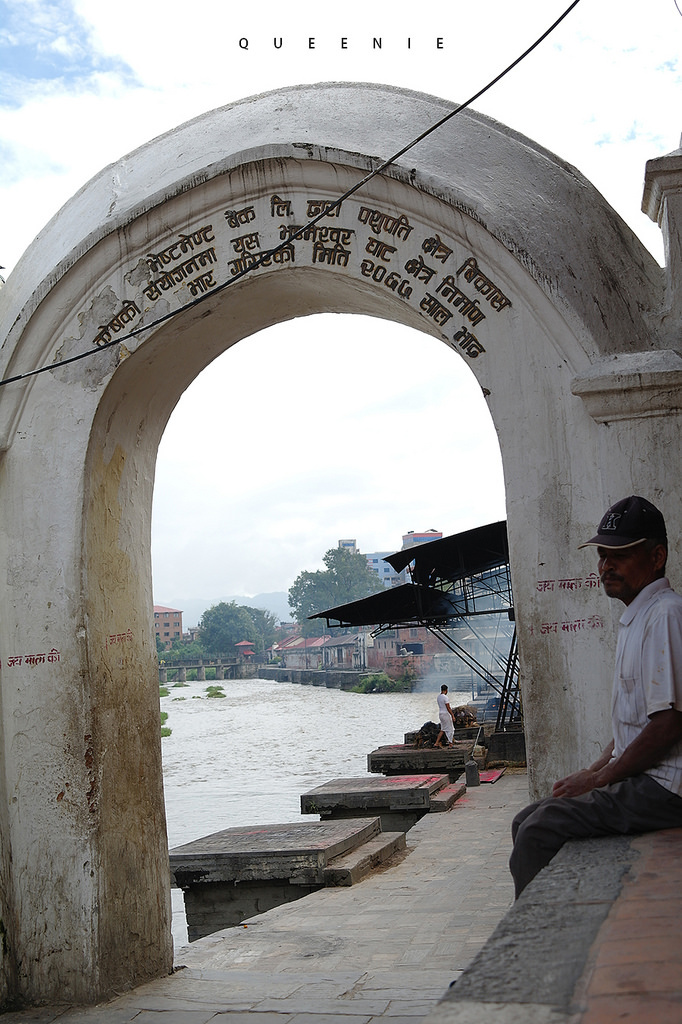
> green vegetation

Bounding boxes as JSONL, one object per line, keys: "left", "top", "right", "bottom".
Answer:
{"left": 352, "top": 672, "right": 412, "bottom": 694}
{"left": 159, "top": 686, "right": 170, "bottom": 697}
{"left": 205, "top": 684, "right": 226, "bottom": 698}
{"left": 160, "top": 711, "right": 172, "bottom": 737}
{"left": 288, "top": 547, "right": 384, "bottom": 636}
{"left": 161, "top": 639, "right": 205, "bottom": 664}
{"left": 172, "top": 681, "right": 189, "bottom": 688}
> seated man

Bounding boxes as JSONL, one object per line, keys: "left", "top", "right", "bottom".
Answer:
{"left": 510, "top": 495, "right": 682, "bottom": 897}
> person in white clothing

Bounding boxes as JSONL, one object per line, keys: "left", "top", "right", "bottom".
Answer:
{"left": 434, "top": 684, "right": 456, "bottom": 748}
{"left": 510, "top": 495, "right": 682, "bottom": 897}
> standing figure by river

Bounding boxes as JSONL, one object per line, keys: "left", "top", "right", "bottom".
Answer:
{"left": 434, "top": 684, "right": 456, "bottom": 748}
{"left": 510, "top": 495, "right": 682, "bottom": 897}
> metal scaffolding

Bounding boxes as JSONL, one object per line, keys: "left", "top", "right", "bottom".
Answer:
{"left": 311, "top": 521, "right": 521, "bottom": 729}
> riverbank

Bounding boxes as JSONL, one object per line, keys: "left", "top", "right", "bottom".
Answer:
{"left": 259, "top": 665, "right": 480, "bottom": 694}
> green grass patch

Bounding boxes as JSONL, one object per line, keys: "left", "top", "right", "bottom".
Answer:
{"left": 205, "top": 684, "right": 226, "bottom": 698}
{"left": 159, "top": 686, "right": 170, "bottom": 697}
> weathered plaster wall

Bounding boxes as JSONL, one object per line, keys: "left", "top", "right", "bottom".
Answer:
{"left": 0, "top": 84, "right": 677, "bottom": 1007}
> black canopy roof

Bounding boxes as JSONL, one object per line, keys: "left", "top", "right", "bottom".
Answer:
{"left": 386, "top": 520, "right": 508, "bottom": 583}
{"left": 309, "top": 582, "right": 456, "bottom": 628}
{"left": 310, "top": 521, "right": 510, "bottom": 628}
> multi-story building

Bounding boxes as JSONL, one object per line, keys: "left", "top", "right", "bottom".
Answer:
{"left": 153, "top": 605, "right": 183, "bottom": 647}
{"left": 365, "top": 530, "right": 443, "bottom": 588}
{"left": 401, "top": 529, "right": 443, "bottom": 549}
{"left": 364, "top": 550, "right": 406, "bottom": 588}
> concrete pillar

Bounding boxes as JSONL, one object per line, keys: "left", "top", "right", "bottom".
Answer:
{"left": 642, "top": 138, "right": 682, "bottom": 341}
{"left": 215, "top": 662, "right": 225, "bottom": 680}
{"left": 196, "top": 662, "right": 206, "bottom": 682}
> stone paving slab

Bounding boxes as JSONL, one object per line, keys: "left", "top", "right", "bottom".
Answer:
{"left": 426, "top": 826, "right": 682, "bottom": 1024}
{"left": 1, "top": 773, "right": 529, "bottom": 1023}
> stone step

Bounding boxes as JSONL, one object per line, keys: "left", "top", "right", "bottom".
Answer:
{"left": 323, "top": 831, "right": 407, "bottom": 886}
{"left": 429, "top": 781, "right": 467, "bottom": 812}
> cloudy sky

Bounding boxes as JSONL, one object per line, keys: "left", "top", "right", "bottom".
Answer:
{"left": 1, "top": 0, "right": 680, "bottom": 619}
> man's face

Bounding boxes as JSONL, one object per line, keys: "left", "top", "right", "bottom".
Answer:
{"left": 597, "top": 542, "right": 666, "bottom": 605}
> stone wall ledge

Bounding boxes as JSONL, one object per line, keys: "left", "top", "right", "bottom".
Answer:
{"left": 571, "top": 349, "right": 682, "bottom": 421}
{"left": 426, "top": 827, "right": 682, "bottom": 1023}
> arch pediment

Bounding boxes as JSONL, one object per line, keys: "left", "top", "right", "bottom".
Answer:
{"left": 0, "top": 83, "right": 665, "bottom": 449}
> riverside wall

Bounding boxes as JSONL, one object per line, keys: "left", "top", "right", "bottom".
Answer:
{"left": 259, "top": 666, "right": 364, "bottom": 689}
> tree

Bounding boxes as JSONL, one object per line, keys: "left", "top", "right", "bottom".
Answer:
{"left": 199, "top": 602, "right": 280, "bottom": 655}
{"left": 246, "top": 606, "right": 279, "bottom": 653}
{"left": 288, "top": 547, "right": 384, "bottom": 635}
{"left": 164, "top": 638, "right": 205, "bottom": 664}
{"left": 199, "top": 601, "right": 257, "bottom": 655}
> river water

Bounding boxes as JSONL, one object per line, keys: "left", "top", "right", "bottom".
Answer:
{"left": 161, "top": 675, "right": 474, "bottom": 945}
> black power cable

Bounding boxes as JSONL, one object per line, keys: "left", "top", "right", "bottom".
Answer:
{"left": 0, "top": 0, "right": 582, "bottom": 390}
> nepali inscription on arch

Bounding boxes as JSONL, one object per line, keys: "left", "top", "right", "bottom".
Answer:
{"left": 85, "top": 189, "right": 512, "bottom": 366}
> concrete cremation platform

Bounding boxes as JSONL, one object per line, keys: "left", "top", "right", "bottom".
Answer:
{"left": 367, "top": 742, "right": 474, "bottom": 781}
{"left": 301, "top": 773, "right": 454, "bottom": 831}
{"left": 170, "top": 817, "right": 405, "bottom": 940}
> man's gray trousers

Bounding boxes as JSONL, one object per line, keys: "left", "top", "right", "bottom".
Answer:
{"left": 510, "top": 774, "right": 682, "bottom": 897}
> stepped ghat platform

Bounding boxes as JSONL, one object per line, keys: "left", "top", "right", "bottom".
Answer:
{"left": 368, "top": 723, "right": 526, "bottom": 781}
{"left": 170, "top": 817, "right": 406, "bottom": 940}
{"left": 300, "top": 773, "right": 466, "bottom": 831}
{"left": 171, "top": 772, "right": 470, "bottom": 939}
{"left": 367, "top": 741, "right": 476, "bottom": 782}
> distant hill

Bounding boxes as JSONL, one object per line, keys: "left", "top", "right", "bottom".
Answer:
{"left": 161, "top": 592, "right": 291, "bottom": 628}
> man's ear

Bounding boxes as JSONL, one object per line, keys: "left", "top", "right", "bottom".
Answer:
{"left": 653, "top": 544, "right": 668, "bottom": 572}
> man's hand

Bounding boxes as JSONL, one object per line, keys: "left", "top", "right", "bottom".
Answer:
{"left": 552, "top": 710, "right": 682, "bottom": 798}
{"left": 552, "top": 770, "right": 599, "bottom": 798}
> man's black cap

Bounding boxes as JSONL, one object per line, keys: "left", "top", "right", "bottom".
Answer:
{"left": 579, "top": 495, "right": 667, "bottom": 550}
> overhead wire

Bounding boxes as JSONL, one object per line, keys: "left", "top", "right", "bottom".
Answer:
{"left": 0, "top": 0, "right": 582, "bottom": 390}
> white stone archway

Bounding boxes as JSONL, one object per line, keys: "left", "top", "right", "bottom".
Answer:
{"left": 0, "top": 83, "right": 680, "bottom": 1008}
